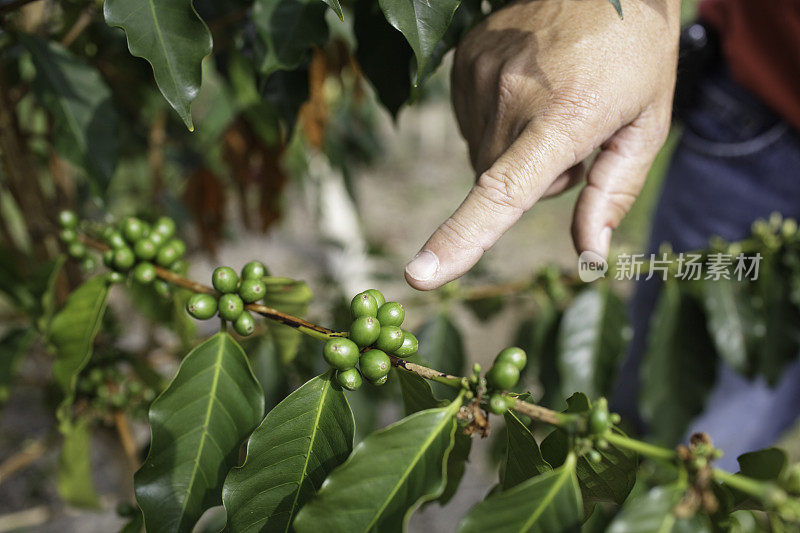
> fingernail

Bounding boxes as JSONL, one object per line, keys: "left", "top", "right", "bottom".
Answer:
{"left": 599, "top": 227, "right": 613, "bottom": 257}
{"left": 405, "top": 250, "right": 439, "bottom": 282}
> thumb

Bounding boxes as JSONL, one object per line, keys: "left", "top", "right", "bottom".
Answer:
{"left": 571, "top": 115, "right": 668, "bottom": 258}
{"left": 405, "top": 121, "right": 579, "bottom": 290}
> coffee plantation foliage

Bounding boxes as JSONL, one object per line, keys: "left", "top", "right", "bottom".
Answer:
{"left": 2, "top": 0, "right": 800, "bottom": 531}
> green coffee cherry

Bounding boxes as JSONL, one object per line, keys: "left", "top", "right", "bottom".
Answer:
{"left": 148, "top": 230, "right": 166, "bottom": 248}
{"left": 375, "top": 326, "right": 404, "bottom": 353}
{"left": 218, "top": 293, "right": 244, "bottom": 321}
{"left": 186, "top": 293, "right": 217, "bottom": 320}
{"left": 68, "top": 242, "right": 87, "bottom": 259}
{"left": 152, "top": 216, "right": 176, "bottom": 239}
{"left": 81, "top": 257, "right": 96, "bottom": 271}
{"left": 122, "top": 217, "right": 147, "bottom": 243}
{"left": 106, "top": 231, "right": 127, "bottom": 249}
{"left": 349, "top": 316, "right": 381, "bottom": 347}
{"left": 351, "top": 292, "right": 378, "bottom": 318}
{"left": 488, "top": 393, "right": 510, "bottom": 415}
{"left": 486, "top": 362, "right": 519, "bottom": 390}
{"left": 242, "top": 261, "right": 267, "bottom": 280}
{"left": 113, "top": 247, "right": 136, "bottom": 270}
{"left": 234, "top": 311, "right": 256, "bottom": 336}
{"left": 107, "top": 271, "right": 125, "bottom": 284}
{"left": 59, "top": 228, "right": 77, "bottom": 244}
{"left": 370, "top": 375, "right": 388, "bottom": 386}
{"left": 156, "top": 239, "right": 185, "bottom": 267}
{"left": 364, "top": 289, "right": 385, "bottom": 308}
{"left": 212, "top": 267, "right": 239, "bottom": 293}
{"left": 153, "top": 280, "right": 171, "bottom": 298}
{"left": 239, "top": 279, "right": 266, "bottom": 303}
{"left": 58, "top": 210, "right": 78, "bottom": 229}
{"left": 133, "top": 262, "right": 157, "bottom": 284}
{"left": 170, "top": 260, "right": 189, "bottom": 275}
{"left": 377, "top": 302, "right": 404, "bottom": 327}
{"left": 495, "top": 347, "right": 527, "bottom": 371}
{"left": 336, "top": 368, "right": 362, "bottom": 391}
{"left": 134, "top": 239, "right": 157, "bottom": 261}
{"left": 359, "top": 349, "right": 391, "bottom": 381}
{"left": 394, "top": 331, "right": 418, "bottom": 356}
{"left": 587, "top": 450, "right": 603, "bottom": 464}
{"left": 588, "top": 398, "right": 611, "bottom": 435}
{"left": 103, "top": 249, "right": 115, "bottom": 267}
{"left": 323, "top": 338, "right": 360, "bottom": 370}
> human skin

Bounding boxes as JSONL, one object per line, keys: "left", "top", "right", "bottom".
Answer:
{"left": 405, "top": 0, "right": 681, "bottom": 290}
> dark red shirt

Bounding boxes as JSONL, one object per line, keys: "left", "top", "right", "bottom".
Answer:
{"left": 700, "top": 0, "right": 800, "bottom": 132}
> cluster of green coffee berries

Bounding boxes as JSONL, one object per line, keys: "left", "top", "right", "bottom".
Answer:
{"left": 58, "top": 210, "right": 97, "bottom": 270}
{"left": 485, "top": 347, "right": 527, "bottom": 414}
{"left": 185, "top": 262, "right": 267, "bottom": 337}
{"left": 76, "top": 365, "right": 156, "bottom": 420}
{"left": 324, "top": 289, "right": 418, "bottom": 391}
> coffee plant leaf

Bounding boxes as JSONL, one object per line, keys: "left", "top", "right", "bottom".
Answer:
{"left": 20, "top": 35, "right": 119, "bottom": 192}
{"left": 607, "top": 485, "right": 713, "bottom": 533}
{"left": 353, "top": 0, "right": 412, "bottom": 116}
{"left": 415, "top": 312, "right": 465, "bottom": 397}
{"left": 50, "top": 275, "right": 110, "bottom": 395}
{"left": 120, "top": 511, "right": 144, "bottom": 533}
{"left": 396, "top": 366, "right": 445, "bottom": 415}
{"left": 57, "top": 417, "right": 100, "bottom": 508}
{"left": 438, "top": 428, "right": 473, "bottom": 506}
{"left": 104, "top": 0, "right": 212, "bottom": 131}
{"left": 556, "top": 283, "right": 628, "bottom": 401}
{"left": 223, "top": 372, "right": 354, "bottom": 532}
{"left": 415, "top": 0, "right": 481, "bottom": 85}
{"left": 701, "top": 277, "right": 757, "bottom": 374}
{"left": 737, "top": 448, "right": 788, "bottom": 481}
{"left": 640, "top": 280, "right": 718, "bottom": 445}
{"left": 293, "top": 396, "right": 462, "bottom": 532}
{"left": 253, "top": 0, "right": 329, "bottom": 76}
{"left": 134, "top": 332, "right": 264, "bottom": 533}
{"left": 262, "top": 277, "right": 314, "bottom": 363}
{"left": 499, "top": 410, "right": 552, "bottom": 490}
{"left": 458, "top": 453, "right": 582, "bottom": 533}
{"left": 608, "top": 0, "right": 623, "bottom": 18}
{"left": 515, "top": 300, "right": 562, "bottom": 408}
{"left": 377, "top": 0, "right": 461, "bottom": 85}
{"left": 34, "top": 255, "right": 66, "bottom": 335}
{"left": 0, "top": 327, "right": 37, "bottom": 406}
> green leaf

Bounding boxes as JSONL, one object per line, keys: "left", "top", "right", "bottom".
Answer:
{"left": 415, "top": 0, "right": 481, "bottom": 85}
{"left": 377, "top": 0, "right": 461, "bottom": 85}
{"left": 608, "top": 0, "right": 623, "bottom": 18}
{"left": 396, "top": 367, "right": 445, "bottom": 415}
{"left": 439, "top": 429, "right": 472, "bottom": 506}
{"left": 104, "top": 0, "right": 212, "bottom": 130}
{"left": 119, "top": 510, "right": 144, "bottom": 533}
{"left": 262, "top": 277, "right": 314, "bottom": 364}
{"left": 134, "top": 333, "right": 264, "bottom": 533}
{"left": 321, "top": 0, "right": 344, "bottom": 21}
{"left": 20, "top": 35, "right": 119, "bottom": 191}
{"left": 57, "top": 417, "right": 100, "bottom": 508}
{"left": 415, "top": 311, "right": 465, "bottom": 397}
{"left": 253, "top": 0, "right": 329, "bottom": 76}
{"left": 35, "top": 255, "right": 66, "bottom": 335}
{"left": 737, "top": 448, "right": 788, "bottom": 481}
{"left": 464, "top": 294, "right": 505, "bottom": 322}
{"left": 556, "top": 284, "right": 627, "bottom": 401}
{"left": 242, "top": 335, "right": 287, "bottom": 410}
{"left": 0, "top": 327, "right": 37, "bottom": 406}
{"left": 294, "top": 396, "right": 462, "bottom": 532}
{"left": 701, "top": 278, "right": 756, "bottom": 374}
{"left": 640, "top": 280, "right": 718, "bottom": 445}
{"left": 499, "top": 410, "right": 551, "bottom": 490}
{"left": 223, "top": 372, "right": 354, "bottom": 532}
{"left": 607, "top": 485, "right": 712, "bottom": 533}
{"left": 50, "top": 276, "right": 109, "bottom": 395}
{"left": 458, "top": 453, "right": 582, "bottom": 533}
{"left": 515, "top": 299, "right": 562, "bottom": 408}
{"left": 353, "top": 0, "right": 412, "bottom": 116}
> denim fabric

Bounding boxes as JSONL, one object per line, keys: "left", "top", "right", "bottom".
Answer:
{"left": 611, "top": 64, "right": 800, "bottom": 471}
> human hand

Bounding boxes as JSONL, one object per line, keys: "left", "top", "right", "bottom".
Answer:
{"left": 405, "top": 0, "right": 680, "bottom": 290}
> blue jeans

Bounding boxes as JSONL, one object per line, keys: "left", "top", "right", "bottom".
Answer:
{"left": 612, "top": 64, "right": 800, "bottom": 471}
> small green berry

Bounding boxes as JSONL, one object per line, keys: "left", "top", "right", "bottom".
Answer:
{"left": 59, "top": 228, "right": 78, "bottom": 243}
{"left": 147, "top": 230, "right": 166, "bottom": 248}
{"left": 349, "top": 316, "right": 381, "bottom": 347}
{"left": 486, "top": 362, "right": 519, "bottom": 390}
{"left": 186, "top": 293, "right": 217, "bottom": 320}
{"left": 587, "top": 450, "right": 603, "bottom": 464}
{"left": 122, "top": 217, "right": 147, "bottom": 243}
{"left": 588, "top": 399, "right": 611, "bottom": 435}
{"left": 152, "top": 216, "right": 176, "bottom": 239}
{"left": 103, "top": 249, "right": 115, "bottom": 267}
{"left": 375, "top": 326, "right": 404, "bottom": 353}
{"left": 234, "top": 311, "right": 256, "bottom": 336}
{"left": 495, "top": 347, "right": 527, "bottom": 371}
{"left": 113, "top": 247, "right": 136, "bottom": 270}
{"left": 351, "top": 291, "right": 378, "bottom": 318}
{"left": 106, "top": 231, "right": 127, "bottom": 249}
{"left": 89, "top": 368, "right": 104, "bottom": 385}
{"left": 364, "top": 289, "right": 385, "bottom": 308}
{"left": 58, "top": 210, "right": 78, "bottom": 229}
{"left": 377, "top": 302, "right": 404, "bottom": 327}
{"left": 133, "top": 262, "right": 157, "bottom": 284}
{"left": 218, "top": 293, "right": 244, "bottom": 321}
{"left": 336, "top": 368, "right": 362, "bottom": 391}
{"left": 488, "top": 393, "right": 510, "bottom": 415}
{"left": 239, "top": 279, "right": 266, "bottom": 303}
{"left": 370, "top": 375, "right": 388, "bottom": 386}
{"left": 394, "top": 331, "right": 418, "bottom": 356}
{"left": 170, "top": 260, "right": 189, "bottom": 275}
{"left": 81, "top": 257, "right": 96, "bottom": 271}
{"left": 359, "top": 349, "right": 391, "bottom": 381}
{"left": 156, "top": 239, "right": 185, "bottom": 267}
{"left": 111, "top": 392, "right": 127, "bottom": 408}
{"left": 134, "top": 239, "right": 157, "bottom": 261}
{"left": 212, "top": 267, "right": 239, "bottom": 293}
{"left": 107, "top": 271, "right": 126, "bottom": 284}
{"left": 242, "top": 261, "right": 267, "bottom": 280}
{"left": 323, "top": 338, "right": 360, "bottom": 370}
{"left": 153, "top": 280, "right": 171, "bottom": 298}
{"left": 68, "top": 241, "right": 87, "bottom": 259}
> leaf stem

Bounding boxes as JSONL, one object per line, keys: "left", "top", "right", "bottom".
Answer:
{"left": 605, "top": 432, "right": 677, "bottom": 462}
{"left": 712, "top": 468, "right": 775, "bottom": 500}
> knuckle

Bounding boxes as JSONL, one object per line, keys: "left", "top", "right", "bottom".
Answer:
{"left": 547, "top": 87, "right": 605, "bottom": 130}
{"left": 472, "top": 53, "right": 496, "bottom": 86}
{"left": 476, "top": 171, "right": 528, "bottom": 213}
